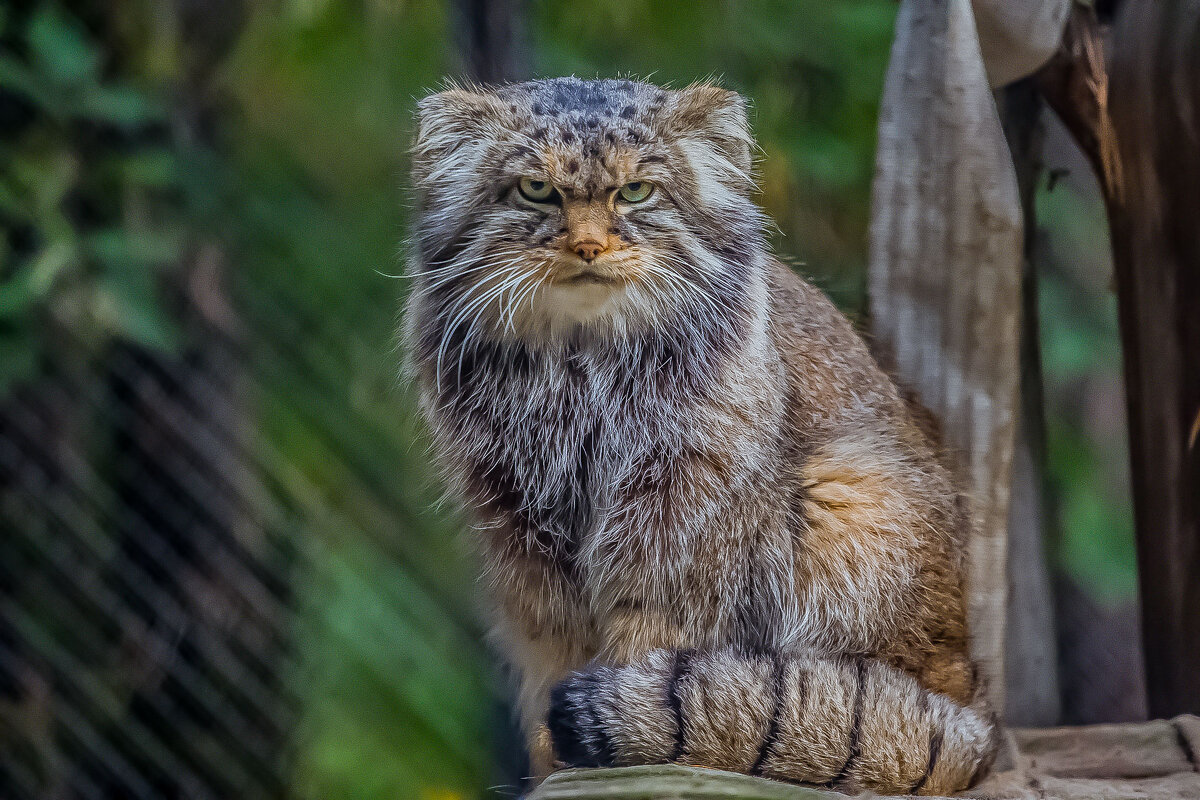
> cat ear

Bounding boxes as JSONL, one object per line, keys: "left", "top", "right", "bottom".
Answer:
{"left": 413, "top": 87, "right": 509, "bottom": 163}
{"left": 669, "top": 84, "right": 754, "bottom": 178}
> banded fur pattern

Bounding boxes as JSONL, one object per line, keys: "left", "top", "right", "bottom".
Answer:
{"left": 548, "top": 648, "right": 999, "bottom": 796}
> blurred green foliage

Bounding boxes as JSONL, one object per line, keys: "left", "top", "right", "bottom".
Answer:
{"left": 0, "top": 1, "right": 187, "bottom": 389}
{"left": 0, "top": 1, "right": 1137, "bottom": 798}
{"left": 217, "top": 2, "right": 500, "bottom": 797}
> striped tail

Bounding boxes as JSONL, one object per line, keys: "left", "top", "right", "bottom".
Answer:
{"left": 547, "top": 648, "right": 1000, "bottom": 796}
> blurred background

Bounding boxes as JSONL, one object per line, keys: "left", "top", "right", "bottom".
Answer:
{"left": 0, "top": 1, "right": 1140, "bottom": 798}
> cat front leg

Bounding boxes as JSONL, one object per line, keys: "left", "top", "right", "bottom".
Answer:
{"left": 582, "top": 450, "right": 793, "bottom": 665}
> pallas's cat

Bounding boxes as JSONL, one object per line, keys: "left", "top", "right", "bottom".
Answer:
{"left": 405, "top": 77, "right": 998, "bottom": 795}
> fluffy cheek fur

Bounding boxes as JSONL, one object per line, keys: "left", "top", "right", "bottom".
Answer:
{"left": 426, "top": 234, "right": 739, "bottom": 346}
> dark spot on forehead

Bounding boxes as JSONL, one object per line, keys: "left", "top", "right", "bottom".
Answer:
{"left": 532, "top": 127, "right": 548, "bottom": 140}
{"left": 504, "top": 77, "right": 662, "bottom": 120}
{"left": 567, "top": 159, "right": 580, "bottom": 174}
{"left": 561, "top": 129, "right": 576, "bottom": 143}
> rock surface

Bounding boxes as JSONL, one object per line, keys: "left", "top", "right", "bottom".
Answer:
{"left": 529, "top": 716, "right": 1200, "bottom": 800}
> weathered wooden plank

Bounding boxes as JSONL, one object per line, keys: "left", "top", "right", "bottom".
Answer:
{"left": 532, "top": 719, "right": 1200, "bottom": 798}
{"left": 868, "top": 0, "right": 1024, "bottom": 712}
{"left": 1012, "top": 720, "right": 1193, "bottom": 779}
{"left": 531, "top": 763, "right": 1200, "bottom": 800}
{"left": 1106, "top": 0, "right": 1200, "bottom": 720}
{"left": 1037, "top": 0, "right": 1200, "bottom": 719}
{"left": 998, "top": 79, "right": 1061, "bottom": 728}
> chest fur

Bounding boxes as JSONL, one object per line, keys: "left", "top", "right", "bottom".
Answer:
{"left": 426, "top": 343, "right": 693, "bottom": 558}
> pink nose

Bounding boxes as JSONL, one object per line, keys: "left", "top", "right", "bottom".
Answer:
{"left": 572, "top": 240, "right": 608, "bottom": 262}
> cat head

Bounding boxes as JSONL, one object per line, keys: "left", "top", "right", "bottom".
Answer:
{"left": 409, "top": 77, "right": 767, "bottom": 346}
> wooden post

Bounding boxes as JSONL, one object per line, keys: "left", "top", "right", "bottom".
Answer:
{"left": 1107, "top": 1, "right": 1200, "bottom": 717}
{"left": 867, "top": 0, "right": 1025, "bottom": 713}
{"left": 1038, "top": 0, "right": 1200, "bottom": 717}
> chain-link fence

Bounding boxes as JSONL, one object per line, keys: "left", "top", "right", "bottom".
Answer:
{"left": 0, "top": 4, "right": 510, "bottom": 796}
{"left": 0, "top": 232, "right": 518, "bottom": 797}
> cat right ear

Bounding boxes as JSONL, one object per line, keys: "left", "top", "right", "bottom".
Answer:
{"left": 668, "top": 84, "right": 754, "bottom": 178}
{"left": 413, "top": 87, "right": 508, "bottom": 161}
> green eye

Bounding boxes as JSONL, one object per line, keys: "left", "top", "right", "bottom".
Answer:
{"left": 618, "top": 181, "right": 654, "bottom": 203}
{"left": 518, "top": 177, "right": 556, "bottom": 203}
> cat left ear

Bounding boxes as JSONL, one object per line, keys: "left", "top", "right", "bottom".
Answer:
{"left": 413, "top": 87, "right": 508, "bottom": 163}
{"left": 669, "top": 84, "right": 754, "bottom": 177}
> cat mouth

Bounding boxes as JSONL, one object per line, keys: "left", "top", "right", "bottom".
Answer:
{"left": 555, "top": 269, "right": 621, "bottom": 286}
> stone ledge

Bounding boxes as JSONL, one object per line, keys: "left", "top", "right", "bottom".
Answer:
{"left": 1175, "top": 715, "right": 1200, "bottom": 768}
{"left": 529, "top": 716, "right": 1200, "bottom": 800}
{"left": 530, "top": 766, "right": 850, "bottom": 800}
{"left": 531, "top": 764, "right": 1200, "bottom": 800}
{"left": 1012, "top": 719, "right": 1193, "bottom": 778}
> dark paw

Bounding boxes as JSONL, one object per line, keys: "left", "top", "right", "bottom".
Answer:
{"left": 547, "top": 668, "right": 617, "bottom": 768}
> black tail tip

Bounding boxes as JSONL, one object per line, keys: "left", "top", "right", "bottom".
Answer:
{"left": 547, "top": 669, "right": 616, "bottom": 768}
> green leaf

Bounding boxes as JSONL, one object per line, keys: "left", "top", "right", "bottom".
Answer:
{"left": 117, "top": 150, "right": 182, "bottom": 188}
{"left": 94, "top": 275, "right": 181, "bottom": 351}
{"left": 0, "top": 54, "right": 48, "bottom": 103}
{"left": 26, "top": 4, "right": 100, "bottom": 86}
{"left": 80, "top": 84, "right": 164, "bottom": 127}
{"left": 87, "top": 228, "right": 182, "bottom": 268}
{"left": 0, "top": 329, "right": 39, "bottom": 393}
{"left": 0, "top": 239, "right": 77, "bottom": 318}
